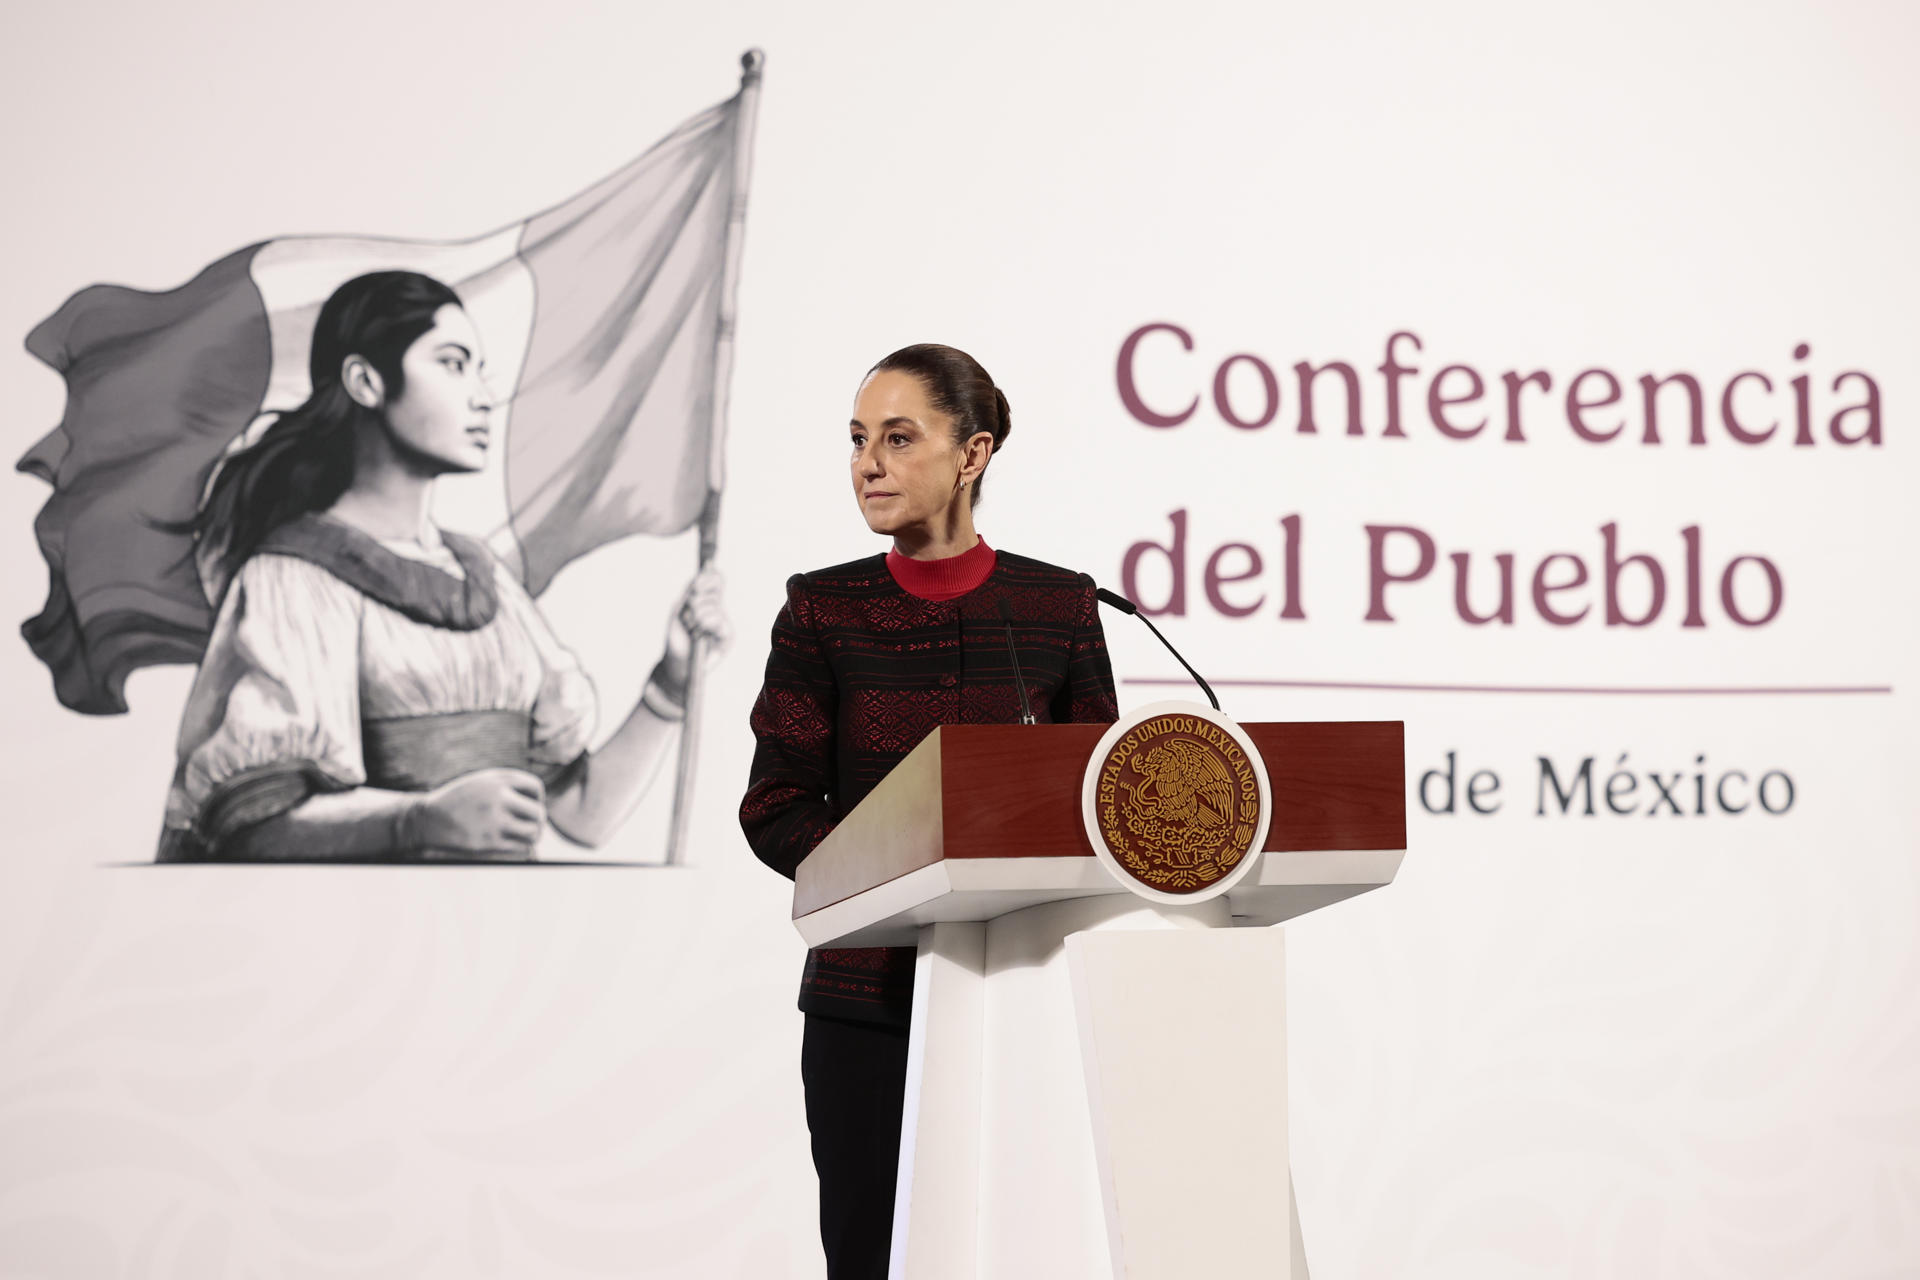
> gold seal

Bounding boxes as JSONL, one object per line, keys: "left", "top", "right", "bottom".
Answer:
{"left": 1090, "top": 710, "right": 1263, "bottom": 895}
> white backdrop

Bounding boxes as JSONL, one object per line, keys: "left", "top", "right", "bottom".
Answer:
{"left": 2, "top": 2, "right": 1916, "bottom": 1276}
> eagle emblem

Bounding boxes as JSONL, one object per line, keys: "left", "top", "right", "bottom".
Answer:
{"left": 1120, "top": 738, "right": 1237, "bottom": 859}
{"left": 1086, "top": 707, "right": 1267, "bottom": 896}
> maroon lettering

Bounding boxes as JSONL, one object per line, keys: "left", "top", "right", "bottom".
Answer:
{"left": 1376, "top": 331, "right": 1422, "bottom": 440}
{"left": 1293, "top": 360, "right": 1364, "bottom": 436}
{"left": 1428, "top": 364, "right": 1487, "bottom": 439}
{"left": 1502, "top": 370, "right": 1550, "bottom": 443}
{"left": 1602, "top": 521, "right": 1665, "bottom": 626}
{"left": 1681, "top": 524, "right": 1705, "bottom": 628}
{"left": 1721, "top": 556, "right": 1784, "bottom": 626}
{"left": 1829, "top": 371, "right": 1882, "bottom": 445}
{"left": 1213, "top": 354, "right": 1280, "bottom": 430}
{"left": 1720, "top": 372, "right": 1776, "bottom": 444}
{"left": 1204, "top": 543, "right": 1265, "bottom": 617}
{"left": 1792, "top": 342, "right": 1813, "bottom": 446}
{"left": 1451, "top": 552, "right": 1514, "bottom": 625}
{"left": 1531, "top": 554, "right": 1591, "bottom": 625}
{"left": 1365, "top": 525, "right": 1436, "bottom": 622}
{"left": 1566, "top": 369, "right": 1624, "bottom": 443}
{"left": 1639, "top": 372, "right": 1703, "bottom": 446}
{"left": 1278, "top": 514, "right": 1306, "bottom": 620}
{"left": 1116, "top": 323, "right": 1198, "bottom": 428}
{"left": 1121, "top": 509, "right": 1187, "bottom": 616}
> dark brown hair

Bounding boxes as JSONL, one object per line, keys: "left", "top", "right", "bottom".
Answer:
{"left": 869, "top": 343, "right": 1011, "bottom": 506}
{"left": 192, "top": 270, "right": 462, "bottom": 592}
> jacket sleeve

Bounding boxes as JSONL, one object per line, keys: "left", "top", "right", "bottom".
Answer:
{"left": 1053, "top": 575, "right": 1120, "bottom": 725}
{"left": 740, "top": 575, "right": 840, "bottom": 880}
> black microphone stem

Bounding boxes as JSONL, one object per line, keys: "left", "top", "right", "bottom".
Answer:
{"left": 1095, "top": 587, "right": 1221, "bottom": 712}
{"left": 1133, "top": 612, "right": 1221, "bottom": 712}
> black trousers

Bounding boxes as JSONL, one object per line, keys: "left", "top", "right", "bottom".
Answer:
{"left": 801, "top": 1012, "right": 911, "bottom": 1280}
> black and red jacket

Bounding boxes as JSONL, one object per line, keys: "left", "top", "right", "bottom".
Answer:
{"left": 741, "top": 545, "right": 1119, "bottom": 1025}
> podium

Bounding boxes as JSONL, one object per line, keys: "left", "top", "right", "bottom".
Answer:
{"left": 794, "top": 718, "right": 1405, "bottom": 1280}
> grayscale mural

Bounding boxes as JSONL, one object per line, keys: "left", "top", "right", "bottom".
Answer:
{"left": 18, "top": 53, "right": 764, "bottom": 865}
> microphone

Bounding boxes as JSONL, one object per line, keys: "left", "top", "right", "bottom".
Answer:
{"left": 995, "top": 597, "right": 1037, "bottom": 725}
{"left": 1095, "top": 587, "right": 1221, "bottom": 712}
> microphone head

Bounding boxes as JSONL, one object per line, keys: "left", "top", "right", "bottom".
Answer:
{"left": 1095, "top": 586, "right": 1139, "bottom": 616}
{"left": 995, "top": 597, "right": 1015, "bottom": 622}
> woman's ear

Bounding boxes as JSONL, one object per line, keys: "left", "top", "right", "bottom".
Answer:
{"left": 342, "top": 355, "right": 385, "bottom": 410}
{"left": 958, "top": 429, "right": 995, "bottom": 485}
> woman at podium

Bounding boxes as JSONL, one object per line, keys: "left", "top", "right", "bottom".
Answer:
{"left": 741, "top": 343, "right": 1119, "bottom": 1277}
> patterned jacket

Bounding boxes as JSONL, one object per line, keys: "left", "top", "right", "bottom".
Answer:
{"left": 741, "top": 550, "right": 1119, "bottom": 1025}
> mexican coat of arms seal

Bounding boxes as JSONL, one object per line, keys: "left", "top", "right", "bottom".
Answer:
{"left": 1080, "top": 700, "right": 1273, "bottom": 904}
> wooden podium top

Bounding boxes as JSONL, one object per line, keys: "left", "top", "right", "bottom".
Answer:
{"left": 794, "top": 720, "right": 1404, "bottom": 925}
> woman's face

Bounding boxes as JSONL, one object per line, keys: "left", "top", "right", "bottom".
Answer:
{"left": 382, "top": 305, "right": 495, "bottom": 474}
{"left": 850, "top": 370, "right": 982, "bottom": 539}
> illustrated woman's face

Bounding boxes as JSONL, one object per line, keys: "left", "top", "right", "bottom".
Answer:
{"left": 382, "top": 305, "right": 495, "bottom": 474}
{"left": 850, "top": 370, "right": 982, "bottom": 539}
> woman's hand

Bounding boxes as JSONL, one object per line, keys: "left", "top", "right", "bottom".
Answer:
{"left": 408, "top": 768, "right": 547, "bottom": 859}
{"left": 543, "top": 567, "right": 730, "bottom": 847}
{"left": 653, "top": 566, "right": 731, "bottom": 708}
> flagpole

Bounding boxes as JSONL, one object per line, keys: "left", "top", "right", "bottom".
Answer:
{"left": 664, "top": 48, "right": 763, "bottom": 867}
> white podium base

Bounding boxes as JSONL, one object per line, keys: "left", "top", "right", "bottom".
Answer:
{"left": 889, "top": 897, "right": 1306, "bottom": 1280}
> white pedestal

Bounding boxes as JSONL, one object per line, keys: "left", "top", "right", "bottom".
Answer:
{"left": 889, "top": 897, "right": 1305, "bottom": 1279}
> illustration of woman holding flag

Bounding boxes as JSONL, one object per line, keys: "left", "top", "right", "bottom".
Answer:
{"left": 155, "top": 269, "right": 727, "bottom": 861}
{"left": 19, "top": 55, "right": 761, "bottom": 862}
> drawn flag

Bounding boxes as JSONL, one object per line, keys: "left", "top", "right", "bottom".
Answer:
{"left": 19, "top": 59, "right": 759, "bottom": 715}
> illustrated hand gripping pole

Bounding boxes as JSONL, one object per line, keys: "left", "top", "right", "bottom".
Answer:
{"left": 790, "top": 706, "right": 1407, "bottom": 1279}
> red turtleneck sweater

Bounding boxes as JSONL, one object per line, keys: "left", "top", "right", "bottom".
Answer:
{"left": 884, "top": 537, "right": 997, "bottom": 601}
